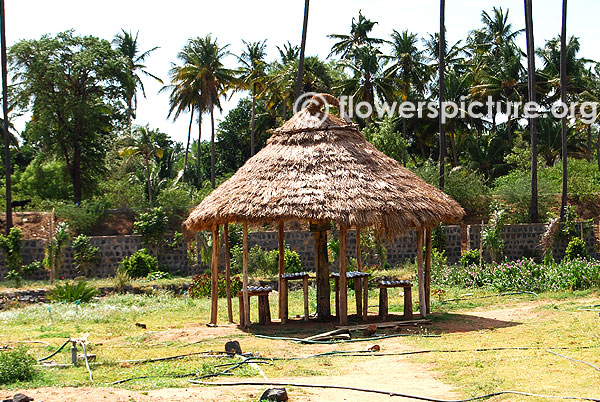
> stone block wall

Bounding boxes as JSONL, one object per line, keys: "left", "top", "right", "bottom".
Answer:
{"left": 0, "top": 235, "right": 188, "bottom": 280}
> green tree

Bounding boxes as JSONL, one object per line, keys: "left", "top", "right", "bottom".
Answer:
{"left": 10, "top": 31, "right": 133, "bottom": 203}
{"left": 328, "top": 10, "right": 384, "bottom": 59}
{"left": 238, "top": 40, "right": 267, "bottom": 156}
{"left": 112, "top": 29, "right": 162, "bottom": 130}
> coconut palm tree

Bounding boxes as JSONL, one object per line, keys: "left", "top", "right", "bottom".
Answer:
{"left": 174, "top": 35, "right": 238, "bottom": 188}
{"left": 559, "top": 0, "right": 568, "bottom": 221}
{"left": 439, "top": 0, "right": 447, "bottom": 190}
{"left": 119, "top": 125, "right": 164, "bottom": 203}
{"left": 295, "top": 0, "right": 310, "bottom": 100}
{"left": 112, "top": 30, "right": 162, "bottom": 130}
{"left": 238, "top": 40, "right": 267, "bottom": 156}
{"left": 328, "top": 10, "right": 384, "bottom": 59}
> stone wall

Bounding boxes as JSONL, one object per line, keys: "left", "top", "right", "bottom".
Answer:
{"left": 2, "top": 222, "right": 598, "bottom": 280}
{"left": 0, "top": 235, "right": 188, "bottom": 280}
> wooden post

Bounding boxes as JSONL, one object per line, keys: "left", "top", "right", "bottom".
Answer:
{"left": 362, "top": 276, "right": 369, "bottom": 319}
{"left": 339, "top": 225, "right": 348, "bottom": 325}
{"left": 49, "top": 208, "right": 56, "bottom": 284}
{"left": 224, "top": 224, "right": 233, "bottom": 323}
{"left": 242, "top": 223, "right": 250, "bottom": 328}
{"left": 302, "top": 275, "right": 309, "bottom": 321}
{"left": 356, "top": 227, "right": 362, "bottom": 272}
{"left": 210, "top": 225, "right": 220, "bottom": 325}
{"left": 314, "top": 228, "right": 331, "bottom": 319}
{"left": 417, "top": 228, "right": 426, "bottom": 318}
{"left": 278, "top": 222, "right": 285, "bottom": 322}
{"left": 425, "top": 227, "right": 432, "bottom": 315}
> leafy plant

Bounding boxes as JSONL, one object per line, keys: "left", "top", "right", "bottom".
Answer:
{"left": 481, "top": 205, "right": 506, "bottom": 262}
{"left": 72, "top": 234, "right": 100, "bottom": 277}
{"left": 119, "top": 248, "right": 158, "bottom": 278}
{"left": 0, "top": 227, "right": 23, "bottom": 283}
{"left": 43, "top": 221, "right": 71, "bottom": 283}
{"left": 146, "top": 270, "right": 172, "bottom": 281}
{"left": 188, "top": 273, "right": 243, "bottom": 298}
{"left": 133, "top": 207, "right": 169, "bottom": 248}
{"left": 48, "top": 280, "right": 99, "bottom": 303}
{"left": 113, "top": 270, "right": 131, "bottom": 293}
{"left": 459, "top": 249, "right": 481, "bottom": 269}
{"left": 284, "top": 249, "right": 303, "bottom": 273}
{"left": 23, "top": 260, "right": 43, "bottom": 276}
{"left": 564, "top": 238, "right": 588, "bottom": 261}
{"left": 0, "top": 347, "right": 36, "bottom": 385}
{"left": 56, "top": 199, "right": 108, "bottom": 234}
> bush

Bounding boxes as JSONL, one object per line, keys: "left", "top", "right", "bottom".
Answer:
{"left": 0, "top": 348, "right": 36, "bottom": 385}
{"left": 564, "top": 238, "right": 588, "bottom": 261}
{"left": 188, "top": 274, "right": 243, "bottom": 298}
{"left": 133, "top": 207, "right": 169, "bottom": 248}
{"left": 284, "top": 249, "right": 303, "bottom": 273}
{"left": 72, "top": 234, "right": 100, "bottom": 277}
{"left": 459, "top": 249, "right": 481, "bottom": 269}
{"left": 146, "top": 270, "right": 172, "bottom": 281}
{"left": 231, "top": 245, "right": 303, "bottom": 277}
{"left": 0, "top": 227, "right": 23, "bottom": 272}
{"left": 120, "top": 249, "right": 158, "bottom": 278}
{"left": 48, "top": 280, "right": 99, "bottom": 303}
{"left": 56, "top": 199, "right": 108, "bottom": 234}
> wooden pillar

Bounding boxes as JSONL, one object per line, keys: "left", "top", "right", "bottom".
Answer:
{"left": 416, "top": 228, "right": 426, "bottom": 318}
{"left": 210, "top": 225, "right": 220, "bottom": 325}
{"left": 224, "top": 224, "right": 233, "bottom": 323}
{"left": 242, "top": 223, "right": 250, "bottom": 328}
{"left": 314, "top": 228, "right": 331, "bottom": 319}
{"left": 278, "top": 222, "right": 286, "bottom": 322}
{"left": 339, "top": 225, "right": 348, "bottom": 325}
{"left": 356, "top": 227, "right": 362, "bottom": 272}
{"left": 425, "top": 227, "right": 432, "bottom": 315}
{"left": 302, "top": 275, "right": 309, "bottom": 321}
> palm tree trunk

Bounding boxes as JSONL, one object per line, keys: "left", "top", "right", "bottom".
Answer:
{"left": 197, "top": 113, "right": 202, "bottom": 187}
{"left": 295, "top": 0, "right": 310, "bottom": 100}
{"left": 402, "top": 117, "right": 407, "bottom": 167}
{"left": 439, "top": 0, "right": 446, "bottom": 190}
{"left": 449, "top": 132, "right": 458, "bottom": 165}
{"left": 559, "top": 0, "right": 568, "bottom": 221}
{"left": 587, "top": 124, "right": 592, "bottom": 161}
{"left": 525, "top": 0, "right": 539, "bottom": 223}
{"left": 210, "top": 105, "right": 216, "bottom": 189}
{"left": 183, "top": 108, "right": 194, "bottom": 178}
{"left": 597, "top": 132, "right": 600, "bottom": 173}
{"left": 146, "top": 156, "right": 152, "bottom": 203}
{"left": 506, "top": 112, "right": 513, "bottom": 149}
{"left": 1, "top": 0, "right": 12, "bottom": 233}
{"left": 251, "top": 84, "right": 256, "bottom": 156}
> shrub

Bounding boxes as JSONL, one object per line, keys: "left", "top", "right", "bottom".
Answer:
{"left": 0, "top": 227, "right": 23, "bottom": 272}
{"left": 48, "top": 281, "right": 99, "bottom": 303}
{"left": 188, "top": 274, "right": 243, "bottom": 298}
{"left": 119, "top": 249, "right": 158, "bottom": 278}
{"left": 231, "top": 245, "right": 302, "bottom": 276}
{"left": 43, "top": 221, "right": 71, "bottom": 282}
{"left": 113, "top": 270, "right": 131, "bottom": 293}
{"left": 146, "top": 270, "right": 172, "bottom": 281}
{"left": 72, "top": 234, "right": 100, "bottom": 277}
{"left": 564, "top": 238, "right": 588, "bottom": 261}
{"left": 56, "top": 199, "right": 108, "bottom": 234}
{"left": 459, "top": 249, "right": 481, "bottom": 269}
{"left": 481, "top": 205, "right": 506, "bottom": 262}
{"left": 133, "top": 207, "right": 169, "bottom": 248}
{"left": 284, "top": 249, "right": 303, "bottom": 273}
{"left": 0, "top": 348, "right": 36, "bottom": 385}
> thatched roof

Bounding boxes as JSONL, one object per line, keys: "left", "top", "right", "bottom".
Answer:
{"left": 184, "top": 94, "right": 464, "bottom": 239}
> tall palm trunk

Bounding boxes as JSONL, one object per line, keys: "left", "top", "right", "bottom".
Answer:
{"left": 402, "top": 117, "right": 407, "bottom": 167}
{"left": 449, "top": 132, "right": 458, "bottom": 165}
{"left": 506, "top": 112, "right": 513, "bottom": 148}
{"left": 295, "top": 0, "right": 310, "bottom": 100}
{"left": 559, "top": 0, "right": 568, "bottom": 221}
{"left": 183, "top": 108, "right": 194, "bottom": 177}
{"left": 587, "top": 124, "right": 592, "bottom": 161}
{"left": 438, "top": 0, "right": 446, "bottom": 189}
{"left": 145, "top": 155, "right": 152, "bottom": 203}
{"left": 210, "top": 105, "right": 216, "bottom": 189}
{"left": 1, "top": 0, "right": 12, "bottom": 233}
{"left": 196, "top": 113, "right": 202, "bottom": 187}
{"left": 524, "top": 0, "right": 539, "bottom": 222}
{"left": 251, "top": 83, "right": 256, "bottom": 156}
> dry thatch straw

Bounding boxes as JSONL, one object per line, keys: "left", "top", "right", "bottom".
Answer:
{"left": 184, "top": 94, "right": 465, "bottom": 239}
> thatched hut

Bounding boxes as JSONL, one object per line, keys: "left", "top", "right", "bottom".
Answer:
{"left": 184, "top": 93, "right": 464, "bottom": 326}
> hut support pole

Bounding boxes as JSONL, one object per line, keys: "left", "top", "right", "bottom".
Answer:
{"left": 417, "top": 229, "right": 426, "bottom": 318}
{"left": 242, "top": 223, "right": 250, "bottom": 328}
{"left": 224, "top": 224, "right": 233, "bottom": 323}
{"left": 425, "top": 228, "right": 432, "bottom": 315}
{"left": 210, "top": 225, "right": 220, "bottom": 325}
{"left": 314, "top": 229, "right": 331, "bottom": 319}
{"left": 278, "top": 222, "right": 287, "bottom": 323}
{"left": 356, "top": 227, "right": 367, "bottom": 319}
{"left": 356, "top": 227, "right": 362, "bottom": 272}
{"left": 339, "top": 225, "right": 348, "bottom": 325}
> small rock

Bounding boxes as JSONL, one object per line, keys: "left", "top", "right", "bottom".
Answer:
{"left": 135, "top": 322, "right": 147, "bottom": 329}
{"left": 259, "top": 387, "right": 288, "bottom": 401}
{"left": 225, "top": 340, "right": 242, "bottom": 355}
{"left": 13, "top": 394, "right": 34, "bottom": 402}
{"left": 363, "top": 324, "right": 377, "bottom": 337}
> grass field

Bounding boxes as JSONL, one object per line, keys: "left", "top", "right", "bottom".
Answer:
{"left": 0, "top": 281, "right": 599, "bottom": 401}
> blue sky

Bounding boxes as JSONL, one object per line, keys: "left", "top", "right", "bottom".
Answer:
{"left": 7, "top": 0, "right": 600, "bottom": 143}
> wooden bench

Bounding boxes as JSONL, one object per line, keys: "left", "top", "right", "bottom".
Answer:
{"left": 378, "top": 280, "right": 413, "bottom": 320}
{"left": 237, "top": 286, "right": 272, "bottom": 327}
{"left": 280, "top": 272, "right": 310, "bottom": 324}
{"left": 331, "top": 271, "right": 370, "bottom": 321}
